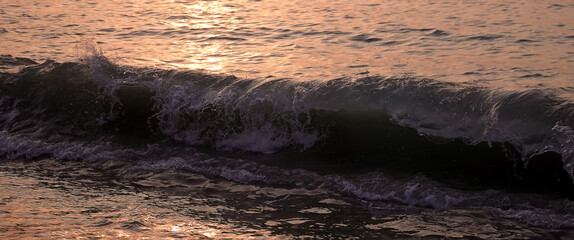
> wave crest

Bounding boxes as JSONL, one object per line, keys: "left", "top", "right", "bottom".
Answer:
{"left": 1, "top": 55, "right": 574, "bottom": 185}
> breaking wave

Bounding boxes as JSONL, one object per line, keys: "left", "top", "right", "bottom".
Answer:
{"left": 1, "top": 52, "right": 573, "bottom": 193}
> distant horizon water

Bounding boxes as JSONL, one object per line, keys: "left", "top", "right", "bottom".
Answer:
{"left": 2, "top": 0, "right": 573, "bottom": 84}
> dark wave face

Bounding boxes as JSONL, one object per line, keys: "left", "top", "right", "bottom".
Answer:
{"left": 1, "top": 54, "right": 574, "bottom": 200}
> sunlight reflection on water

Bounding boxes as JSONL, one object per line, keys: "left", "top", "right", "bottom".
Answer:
{"left": 1, "top": 0, "right": 572, "bottom": 89}
{"left": 0, "top": 169, "right": 275, "bottom": 239}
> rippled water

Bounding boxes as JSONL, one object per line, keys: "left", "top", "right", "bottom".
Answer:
{"left": 2, "top": 0, "right": 573, "bottom": 87}
{"left": 2, "top": 0, "right": 574, "bottom": 239}
{"left": 3, "top": 159, "right": 574, "bottom": 239}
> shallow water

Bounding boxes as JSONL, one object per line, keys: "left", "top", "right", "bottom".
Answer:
{"left": 2, "top": 159, "right": 574, "bottom": 239}
{"left": 1, "top": 0, "right": 574, "bottom": 239}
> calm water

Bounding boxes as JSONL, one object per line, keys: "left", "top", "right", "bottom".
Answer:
{"left": 1, "top": 0, "right": 574, "bottom": 239}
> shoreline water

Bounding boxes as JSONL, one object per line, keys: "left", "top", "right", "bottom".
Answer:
{"left": 2, "top": 158, "right": 574, "bottom": 239}
{"left": 0, "top": 158, "right": 389, "bottom": 239}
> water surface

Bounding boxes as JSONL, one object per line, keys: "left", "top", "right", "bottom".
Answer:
{"left": 1, "top": 0, "right": 574, "bottom": 239}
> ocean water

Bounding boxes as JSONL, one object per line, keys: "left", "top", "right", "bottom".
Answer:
{"left": 1, "top": 0, "right": 574, "bottom": 239}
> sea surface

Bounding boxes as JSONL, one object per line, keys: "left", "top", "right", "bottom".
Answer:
{"left": 1, "top": 0, "right": 574, "bottom": 239}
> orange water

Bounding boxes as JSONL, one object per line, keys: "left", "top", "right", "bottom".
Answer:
{"left": 1, "top": 0, "right": 572, "bottom": 90}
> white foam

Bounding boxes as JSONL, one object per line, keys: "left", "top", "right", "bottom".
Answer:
{"left": 500, "top": 206, "right": 574, "bottom": 228}
{"left": 151, "top": 75, "right": 321, "bottom": 153}
{"left": 0, "top": 131, "right": 153, "bottom": 163}
{"left": 552, "top": 122, "right": 574, "bottom": 183}
{"left": 332, "top": 174, "right": 466, "bottom": 210}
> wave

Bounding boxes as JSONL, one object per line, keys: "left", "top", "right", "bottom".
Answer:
{"left": 3, "top": 130, "right": 574, "bottom": 230}
{"left": 1, "top": 53, "right": 574, "bottom": 189}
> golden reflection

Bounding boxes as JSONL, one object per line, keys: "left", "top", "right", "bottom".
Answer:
{"left": 174, "top": 0, "right": 239, "bottom": 29}
{"left": 165, "top": 0, "right": 241, "bottom": 72}
{"left": 169, "top": 22, "right": 191, "bottom": 28}
{"left": 155, "top": 221, "right": 219, "bottom": 238}
{"left": 0, "top": 168, "right": 257, "bottom": 239}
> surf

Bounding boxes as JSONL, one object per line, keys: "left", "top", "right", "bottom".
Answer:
{"left": 1, "top": 53, "right": 574, "bottom": 196}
